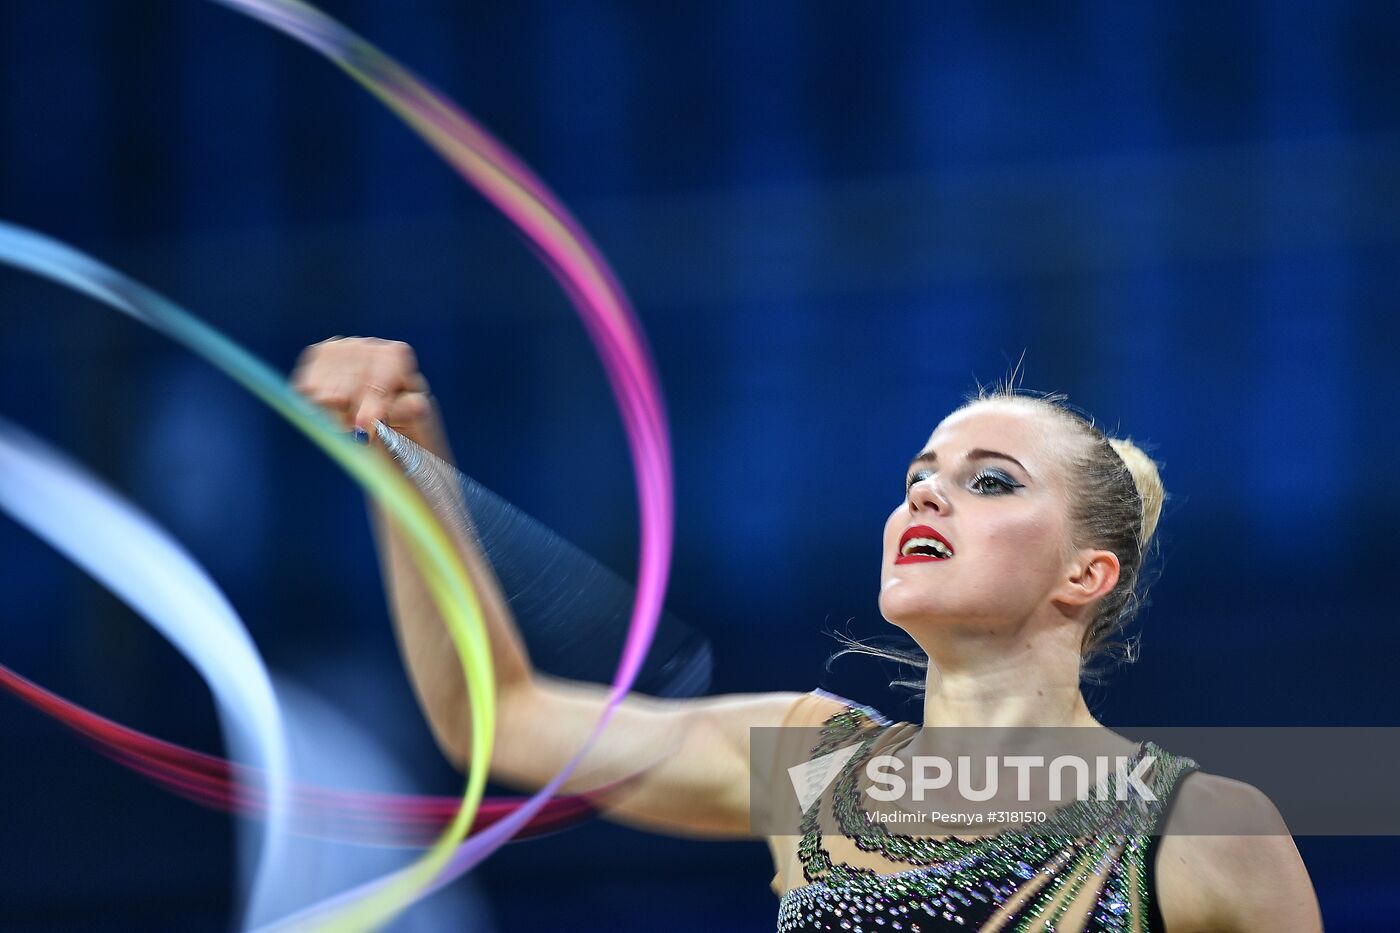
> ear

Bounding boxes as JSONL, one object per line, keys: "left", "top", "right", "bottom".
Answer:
{"left": 1057, "top": 548, "right": 1121, "bottom": 609}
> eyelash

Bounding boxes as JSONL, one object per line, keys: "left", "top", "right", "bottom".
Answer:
{"left": 905, "top": 468, "right": 1023, "bottom": 496}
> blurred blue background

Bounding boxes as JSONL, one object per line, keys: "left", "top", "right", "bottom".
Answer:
{"left": 2, "top": 0, "right": 1397, "bottom": 929}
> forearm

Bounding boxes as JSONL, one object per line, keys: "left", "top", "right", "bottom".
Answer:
{"left": 292, "top": 336, "right": 544, "bottom": 769}
{"left": 368, "top": 440, "right": 535, "bottom": 767}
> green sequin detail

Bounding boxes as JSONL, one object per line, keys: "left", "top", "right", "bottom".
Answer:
{"left": 779, "top": 704, "right": 1197, "bottom": 932}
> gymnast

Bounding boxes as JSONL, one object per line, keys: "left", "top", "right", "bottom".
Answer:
{"left": 292, "top": 335, "right": 1322, "bottom": 932}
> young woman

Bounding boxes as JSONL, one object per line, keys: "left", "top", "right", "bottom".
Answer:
{"left": 292, "top": 336, "right": 1322, "bottom": 932}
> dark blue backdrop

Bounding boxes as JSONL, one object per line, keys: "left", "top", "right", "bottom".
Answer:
{"left": 2, "top": 1, "right": 1397, "bottom": 929}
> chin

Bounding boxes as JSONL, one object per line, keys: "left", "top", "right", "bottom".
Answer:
{"left": 878, "top": 584, "right": 945, "bottom": 628}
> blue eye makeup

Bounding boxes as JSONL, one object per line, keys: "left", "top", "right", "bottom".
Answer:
{"left": 904, "top": 467, "right": 1024, "bottom": 496}
{"left": 905, "top": 469, "right": 934, "bottom": 494}
{"left": 967, "top": 468, "right": 1022, "bottom": 495}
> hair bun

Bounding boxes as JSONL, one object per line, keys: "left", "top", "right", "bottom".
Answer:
{"left": 1108, "top": 438, "right": 1165, "bottom": 545}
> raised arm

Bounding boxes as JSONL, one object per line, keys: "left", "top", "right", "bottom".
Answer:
{"left": 291, "top": 336, "right": 843, "bottom": 838}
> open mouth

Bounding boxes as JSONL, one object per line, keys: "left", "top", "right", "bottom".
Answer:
{"left": 896, "top": 524, "right": 954, "bottom": 564}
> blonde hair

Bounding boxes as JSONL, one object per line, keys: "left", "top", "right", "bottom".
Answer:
{"left": 828, "top": 384, "right": 1166, "bottom": 691}
{"left": 1109, "top": 437, "right": 1165, "bottom": 544}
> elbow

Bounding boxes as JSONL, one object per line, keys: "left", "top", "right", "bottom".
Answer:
{"left": 436, "top": 719, "right": 469, "bottom": 771}
{"left": 436, "top": 678, "right": 540, "bottom": 777}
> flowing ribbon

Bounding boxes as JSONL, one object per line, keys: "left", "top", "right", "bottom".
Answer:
{"left": 4, "top": 0, "right": 674, "bottom": 924}
{"left": 0, "top": 419, "right": 294, "bottom": 929}
{"left": 0, "top": 660, "right": 602, "bottom": 847}
{"left": 0, "top": 221, "right": 496, "bottom": 931}
{"left": 202, "top": 0, "right": 674, "bottom": 927}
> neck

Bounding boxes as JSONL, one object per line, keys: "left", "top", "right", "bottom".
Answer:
{"left": 913, "top": 623, "right": 1100, "bottom": 730}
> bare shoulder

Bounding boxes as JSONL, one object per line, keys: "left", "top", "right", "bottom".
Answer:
{"left": 779, "top": 689, "right": 858, "bottom": 729}
{"left": 748, "top": 689, "right": 855, "bottom": 785}
{"left": 1155, "top": 772, "right": 1322, "bottom": 932}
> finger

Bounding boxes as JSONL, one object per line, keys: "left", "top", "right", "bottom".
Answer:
{"left": 290, "top": 336, "right": 347, "bottom": 391}
{"left": 384, "top": 391, "right": 432, "bottom": 428}
{"left": 290, "top": 351, "right": 325, "bottom": 394}
{"left": 354, "top": 343, "right": 416, "bottom": 430}
{"left": 316, "top": 361, "right": 369, "bottom": 429}
{"left": 353, "top": 381, "right": 395, "bottom": 434}
{"left": 364, "top": 342, "right": 415, "bottom": 393}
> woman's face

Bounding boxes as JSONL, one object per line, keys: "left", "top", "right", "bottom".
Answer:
{"left": 879, "top": 400, "right": 1081, "bottom": 636}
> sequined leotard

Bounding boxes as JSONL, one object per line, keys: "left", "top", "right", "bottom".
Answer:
{"left": 775, "top": 699, "right": 1198, "bottom": 933}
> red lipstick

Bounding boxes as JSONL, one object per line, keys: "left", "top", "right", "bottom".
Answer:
{"left": 895, "top": 524, "right": 955, "bottom": 564}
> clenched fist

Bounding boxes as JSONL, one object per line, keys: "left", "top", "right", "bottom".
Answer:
{"left": 291, "top": 336, "right": 448, "bottom": 456}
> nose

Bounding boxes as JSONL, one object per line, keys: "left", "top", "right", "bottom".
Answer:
{"left": 908, "top": 477, "right": 949, "bottom": 516}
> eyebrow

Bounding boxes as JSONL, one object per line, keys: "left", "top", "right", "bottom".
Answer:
{"left": 908, "top": 448, "right": 1031, "bottom": 477}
